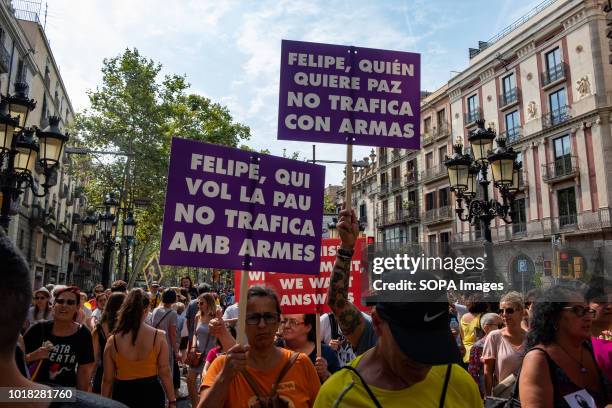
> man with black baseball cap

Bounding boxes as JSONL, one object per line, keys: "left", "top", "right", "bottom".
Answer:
{"left": 314, "top": 208, "right": 482, "bottom": 407}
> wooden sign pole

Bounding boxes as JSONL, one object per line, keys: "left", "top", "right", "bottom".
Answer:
{"left": 236, "top": 271, "right": 249, "bottom": 345}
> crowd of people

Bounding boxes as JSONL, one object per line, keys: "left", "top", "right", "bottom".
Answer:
{"left": 1, "top": 209, "right": 611, "bottom": 407}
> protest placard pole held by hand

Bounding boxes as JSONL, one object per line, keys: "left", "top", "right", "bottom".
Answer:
{"left": 237, "top": 270, "right": 249, "bottom": 345}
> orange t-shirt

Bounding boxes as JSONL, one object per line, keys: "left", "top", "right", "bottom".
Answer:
{"left": 202, "top": 347, "right": 320, "bottom": 408}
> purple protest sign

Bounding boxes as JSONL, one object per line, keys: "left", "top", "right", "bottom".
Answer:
{"left": 278, "top": 39, "right": 420, "bottom": 149}
{"left": 160, "top": 137, "right": 325, "bottom": 275}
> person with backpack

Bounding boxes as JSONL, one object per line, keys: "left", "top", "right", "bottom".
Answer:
{"left": 149, "top": 289, "right": 180, "bottom": 396}
{"left": 198, "top": 286, "right": 320, "bottom": 407}
{"left": 314, "top": 207, "right": 482, "bottom": 407}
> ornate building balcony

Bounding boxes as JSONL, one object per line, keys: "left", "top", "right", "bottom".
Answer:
{"left": 421, "top": 164, "right": 448, "bottom": 184}
{"left": 542, "top": 156, "right": 578, "bottom": 183}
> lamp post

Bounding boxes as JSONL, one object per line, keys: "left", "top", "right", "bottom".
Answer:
{"left": 0, "top": 81, "right": 69, "bottom": 231}
{"left": 444, "top": 119, "right": 521, "bottom": 282}
{"left": 83, "top": 192, "right": 136, "bottom": 288}
{"left": 122, "top": 211, "right": 136, "bottom": 281}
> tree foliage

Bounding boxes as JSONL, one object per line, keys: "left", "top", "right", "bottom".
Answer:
{"left": 75, "top": 48, "right": 250, "bottom": 278}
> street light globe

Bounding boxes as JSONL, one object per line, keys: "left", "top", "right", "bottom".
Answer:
{"left": 468, "top": 119, "right": 495, "bottom": 162}
{"left": 36, "top": 116, "right": 69, "bottom": 168}
{"left": 0, "top": 98, "right": 18, "bottom": 154}
{"left": 463, "top": 165, "right": 479, "bottom": 198}
{"left": 488, "top": 138, "right": 516, "bottom": 186}
{"left": 444, "top": 142, "right": 472, "bottom": 192}
{"left": 13, "top": 129, "right": 38, "bottom": 174}
{"left": 104, "top": 193, "right": 119, "bottom": 217}
{"left": 123, "top": 211, "right": 136, "bottom": 239}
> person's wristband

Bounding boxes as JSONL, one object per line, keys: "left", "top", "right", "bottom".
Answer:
{"left": 337, "top": 247, "right": 354, "bottom": 259}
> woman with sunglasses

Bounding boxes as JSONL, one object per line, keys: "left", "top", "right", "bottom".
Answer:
{"left": 91, "top": 292, "right": 125, "bottom": 393}
{"left": 482, "top": 291, "right": 527, "bottom": 397}
{"left": 520, "top": 286, "right": 611, "bottom": 407}
{"left": 199, "top": 286, "right": 320, "bottom": 408}
{"left": 23, "top": 286, "right": 95, "bottom": 390}
{"left": 186, "top": 293, "right": 217, "bottom": 407}
{"left": 468, "top": 312, "right": 503, "bottom": 397}
{"left": 102, "top": 288, "right": 176, "bottom": 407}
{"left": 25, "top": 287, "right": 53, "bottom": 330}
{"left": 280, "top": 313, "right": 340, "bottom": 383}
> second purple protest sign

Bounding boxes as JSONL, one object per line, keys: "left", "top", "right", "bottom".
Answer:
{"left": 278, "top": 39, "right": 421, "bottom": 149}
{"left": 160, "top": 137, "right": 325, "bottom": 275}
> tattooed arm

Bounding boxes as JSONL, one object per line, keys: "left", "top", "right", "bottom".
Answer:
{"left": 327, "top": 208, "right": 366, "bottom": 349}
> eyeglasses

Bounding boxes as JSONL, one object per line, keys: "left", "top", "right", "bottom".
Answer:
{"left": 562, "top": 305, "right": 596, "bottom": 318}
{"left": 34, "top": 296, "right": 47, "bottom": 301}
{"left": 280, "top": 318, "right": 306, "bottom": 327}
{"left": 245, "top": 312, "right": 280, "bottom": 325}
{"left": 55, "top": 299, "right": 77, "bottom": 306}
{"left": 500, "top": 308, "right": 516, "bottom": 315}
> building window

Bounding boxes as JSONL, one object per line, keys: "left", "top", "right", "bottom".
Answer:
{"left": 426, "top": 192, "right": 435, "bottom": 211}
{"left": 467, "top": 94, "right": 479, "bottom": 122}
{"left": 437, "top": 109, "right": 446, "bottom": 128}
{"left": 392, "top": 166, "right": 400, "bottom": 188}
{"left": 501, "top": 73, "right": 517, "bottom": 105}
{"left": 438, "top": 146, "right": 447, "bottom": 165}
{"left": 394, "top": 195, "right": 402, "bottom": 214}
{"left": 553, "top": 134, "right": 572, "bottom": 176}
{"left": 41, "top": 235, "right": 47, "bottom": 258}
{"left": 424, "top": 117, "right": 432, "bottom": 134}
{"left": 557, "top": 187, "right": 577, "bottom": 227}
{"left": 512, "top": 198, "right": 527, "bottom": 234}
{"left": 411, "top": 226, "right": 419, "bottom": 243}
{"left": 545, "top": 47, "right": 562, "bottom": 75}
{"left": 439, "top": 187, "right": 450, "bottom": 207}
{"left": 359, "top": 203, "right": 367, "bottom": 221}
{"left": 426, "top": 152, "right": 433, "bottom": 169}
{"left": 549, "top": 88, "right": 567, "bottom": 125}
{"left": 505, "top": 110, "right": 520, "bottom": 142}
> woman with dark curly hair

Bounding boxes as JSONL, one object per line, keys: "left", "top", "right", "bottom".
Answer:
{"left": 519, "top": 286, "right": 611, "bottom": 407}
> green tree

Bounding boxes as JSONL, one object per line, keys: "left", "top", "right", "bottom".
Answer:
{"left": 75, "top": 48, "right": 250, "bottom": 283}
{"left": 324, "top": 194, "right": 337, "bottom": 213}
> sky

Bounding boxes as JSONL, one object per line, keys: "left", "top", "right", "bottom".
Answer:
{"left": 38, "top": 0, "right": 544, "bottom": 186}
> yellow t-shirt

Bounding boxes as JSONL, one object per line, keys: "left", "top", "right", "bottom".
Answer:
{"left": 314, "top": 352, "right": 483, "bottom": 408}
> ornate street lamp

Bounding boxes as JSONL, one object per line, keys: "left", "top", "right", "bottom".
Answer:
{"left": 0, "top": 81, "right": 69, "bottom": 231}
{"left": 122, "top": 210, "right": 137, "bottom": 281}
{"left": 488, "top": 138, "right": 517, "bottom": 187}
{"left": 444, "top": 119, "right": 522, "bottom": 282}
{"left": 123, "top": 211, "right": 136, "bottom": 240}
{"left": 104, "top": 193, "right": 119, "bottom": 217}
{"left": 445, "top": 138, "right": 472, "bottom": 192}
{"left": 468, "top": 120, "right": 495, "bottom": 162}
{"left": 37, "top": 116, "right": 69, "bottom": 168}
{"left": 7, "top": 82, "right": 36, "bottom": 128}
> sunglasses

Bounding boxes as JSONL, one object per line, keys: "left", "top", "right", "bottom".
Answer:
{"left": 245, "top": 312, "right": 280, "bottom": 325}
{"left": 500, "top": 308, "right": 516, "bottom": 315}
{"left": 55, "top": 299, "right": 77, "bottom": 306}
{"left": 34, "top": 296, "right": 47, "bottom": 301}
{"left": 563, "top": 305, "right": 596, "bottom": 318}
{"left": 280, "top": 319, "right": 306, "bottom": 327}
